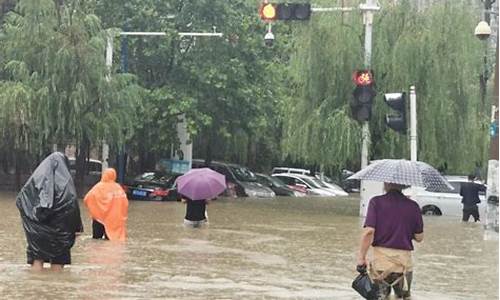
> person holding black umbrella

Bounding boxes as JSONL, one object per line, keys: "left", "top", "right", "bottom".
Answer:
{"left": 357, "top": 182, "right": 424, "bottom": 300}
{"left": 349, "top": 159, "right": 451, "bottom": 299}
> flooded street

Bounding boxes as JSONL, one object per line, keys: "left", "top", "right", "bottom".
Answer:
{"left": 0, "top": 192, "right": 497, "bottom": 299}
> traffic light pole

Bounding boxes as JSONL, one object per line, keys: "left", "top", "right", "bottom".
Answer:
{"left": 360, "top": 0, "right": 379, "bottom": 169}
{"left": 358, "top": 0, "right": 380, "bottom": 217}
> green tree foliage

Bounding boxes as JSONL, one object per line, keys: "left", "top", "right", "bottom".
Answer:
{"left": 283, "top": 0, "right": 488, "bottom": 174}
{"left": 0, "top": 0, "right": 142, "bottom": 185}
{"left": 95, "top": 0, "right": 287, "bottom": 171}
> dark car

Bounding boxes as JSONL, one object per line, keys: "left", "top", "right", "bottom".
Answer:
{"left": 123, "top": 171, "right": 181, "bottom": 201}
{"left": 192, "top": 159, "right": 275, "bottom": 198}
{"left": 341, "top": 169, "right": 360, "bottom": 193}
{"left": 255, "top": 173, "right": 303, "bottom": 197}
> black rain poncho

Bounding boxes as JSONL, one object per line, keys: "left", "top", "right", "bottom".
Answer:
{"left": 16, "top": 152, "right": 83, "bottom": 263}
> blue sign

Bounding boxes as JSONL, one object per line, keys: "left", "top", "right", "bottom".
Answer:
{"left": 490, "top": 122, "right": 498, "bottom": 137}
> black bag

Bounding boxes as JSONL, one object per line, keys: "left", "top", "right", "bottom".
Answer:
{"left": 352, "top": 265, "right": 379, "bottom": 299}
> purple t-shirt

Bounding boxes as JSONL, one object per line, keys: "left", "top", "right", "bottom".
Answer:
{"left": 364, "top": 190, "right": 424, "bottom": 251}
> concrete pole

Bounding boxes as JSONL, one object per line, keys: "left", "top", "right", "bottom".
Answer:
{"left": 102, "top": 33, "right": 113, "bottom": 170}
{"left": 173, "top": 113, "right": 193, "bottom": 169}
{"left": 409, "top": 86, "right": 417, "bottom": 161}
{"left": 360, "top": 0, "right": 375, "bottom": 170}
{"left": 359, "top": 0, "right": 379, "bottom": 217}
{"left": 484, "top": 38, "right": 499, "bottom": 241}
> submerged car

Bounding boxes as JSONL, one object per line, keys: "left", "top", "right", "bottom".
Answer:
{"left": 314, "top": 175, "right": 349, "bottom": 196}
{"left": 272, "top": 173, "right": 337, "bottom": 197}
{"left": 192, "top": 159, "right": 275, "bottom": 198}
{"left": 123, "top": 171, "right": 181, "bottom": 201}
{"left": 256, "top": 173, "right": 306, "bottom": 197}
{"left": 406, "top": 176, "right": 487, "bottom": 217}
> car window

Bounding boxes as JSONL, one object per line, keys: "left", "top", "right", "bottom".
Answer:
{"left": 212, "top": 166, "right": 232, "bottom": 181}
{"left": 275, "top": 175, "right": 292, "bottom": 185}
{"left": 300, "top": 177, "right": 321, "bottom": 188}
{"left": 449, "top": 182, "right": 462, "bottom": 194}
{"left": 268, "top": 176, "right": 286, "bottom": 187}
{"left": 89, "top": 161, "right": 102, "bottom": 173}
{"left": 229, "top": 166, "right": 257, "bottom": 182}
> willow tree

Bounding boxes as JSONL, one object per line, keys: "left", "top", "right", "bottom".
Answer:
{"left": 0, "top": 0, "right": 142, "bottom": 189}
{"left": 283, "top": 0, "right": 487, "bottom": 175}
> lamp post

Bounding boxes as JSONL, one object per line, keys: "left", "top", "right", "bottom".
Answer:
{"left": 474, "top": 12, "right": 499, "bottom": 239}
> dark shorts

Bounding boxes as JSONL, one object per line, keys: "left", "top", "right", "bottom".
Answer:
{"left": 27, "top": 250, "right": 71, "bottom": 265}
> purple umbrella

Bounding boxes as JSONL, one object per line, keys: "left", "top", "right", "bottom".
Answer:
{"left": 176, "top": 168, "right": 226, "bottom": 200}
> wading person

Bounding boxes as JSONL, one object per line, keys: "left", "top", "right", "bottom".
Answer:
{"left": 183, "top": 197, "right": 209, "bottom": 228}
{"left": 84, "top": 168, "right": 129, "bottom": 241}
{"left": 357, "top": 182, "right": 424, "bottom": 300}
{"left": 16, "top": 152, "right": 83, "bottom": 271}
{"left": 460, "top": 174, "right": 486, "bottom": 223}
{"left": 175, "top": 167, "right": 226, "bottom": 228}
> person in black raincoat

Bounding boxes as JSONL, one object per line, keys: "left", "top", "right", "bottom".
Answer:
{"left": 16, "top": 152, "right": 83, "bottom": 271}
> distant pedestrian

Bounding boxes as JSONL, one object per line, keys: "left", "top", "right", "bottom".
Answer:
{"left": 460, "top": 174, "right": 486, "bottom": 223}
{"left": 16, "top": 152, "right": 83, "bottom": 271}
{"left": 357, "top": 182, "right": 424, "bottom": 300}
{"left": 183, "top": 197, "right": 209, "bottom": 228}
{"left": 84, "top": 168, "right": 129, "bottom": 241}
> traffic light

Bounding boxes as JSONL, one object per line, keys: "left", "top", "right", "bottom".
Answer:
{"left": 276, "top": 3, "right": 311, "bottom": 20}
{"left": 384, "top": 92, "right": 406, "bottom": 133}
{"left": 259, "top": 3, "right": 277, "bottom": 22}
{"left": 259, "top": 2, "right": 311, "bottom": 21}
{"left": 350, "top": 70, "right": 376, "bottom": 122}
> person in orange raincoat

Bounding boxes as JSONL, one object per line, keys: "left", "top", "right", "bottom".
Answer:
{"left": 84, "top": 168, "right": 129, "bottom": 241}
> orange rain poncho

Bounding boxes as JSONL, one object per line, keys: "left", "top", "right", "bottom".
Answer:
{"left": 84, "top": 168, "right": 129, "bottom": 241}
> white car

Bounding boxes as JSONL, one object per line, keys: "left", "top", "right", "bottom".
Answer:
{"left": 314, "top": 175, "right": 349, "bottom": 196}
{"left": 406, "top": 176, "right": 486, "bottom": 217}
{"left": 272, "top": 173, "right": 337, "bottom": 197}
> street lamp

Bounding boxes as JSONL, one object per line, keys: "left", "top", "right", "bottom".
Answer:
{"left": 474, "top": 20, "right": 492, "bottom": 111}
{"left": 475, "top": 20, "right": 492, "bottom": 40}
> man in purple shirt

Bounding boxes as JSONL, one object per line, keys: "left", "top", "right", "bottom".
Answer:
{"left": 357, "top": 183, "right": 424, "bottom": 300}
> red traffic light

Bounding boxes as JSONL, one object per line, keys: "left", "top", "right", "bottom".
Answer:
{"left": 259, "top": 3, "right": 277, "bottom": 21}
{"left": 352, "top": 70, "right": 374, "bottom": 86}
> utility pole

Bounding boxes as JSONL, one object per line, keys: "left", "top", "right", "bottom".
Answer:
{"left": 409, "top": 86, "right": 417, "bottom": 162}
{"left": 485, "top": 38, "right": 499, "bottom": 240}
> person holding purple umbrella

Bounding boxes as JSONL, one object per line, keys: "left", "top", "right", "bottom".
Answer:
{"left": 176, "top": 167, "right": 226, "bottom": 228}
{"left": 183, "top": 197, "right": 210, "bottom": 228}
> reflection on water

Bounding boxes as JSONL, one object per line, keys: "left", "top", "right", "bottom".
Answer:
{"left": 0, "top": 192, "right": 497, "bottom": 299}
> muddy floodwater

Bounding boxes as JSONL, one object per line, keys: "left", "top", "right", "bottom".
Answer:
{"left": 0, "top": 192, "right": 497, "bottom": 299}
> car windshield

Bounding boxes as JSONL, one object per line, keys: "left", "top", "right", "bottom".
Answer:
{"left": 230, "top": 166, "right": 257, "bottom": 182}
{"left": 136, "top": 172, "right": 173, "bottom": 183}
{"left": 310, "top": 177, "right": 329, "bottom": 188}
{"left": 301, "top": 177, "right": 321, "bottom": 188}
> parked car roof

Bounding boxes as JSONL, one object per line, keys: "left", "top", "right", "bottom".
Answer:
{"left": 271, "top": 167, "right": 310, "bottom": 175}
